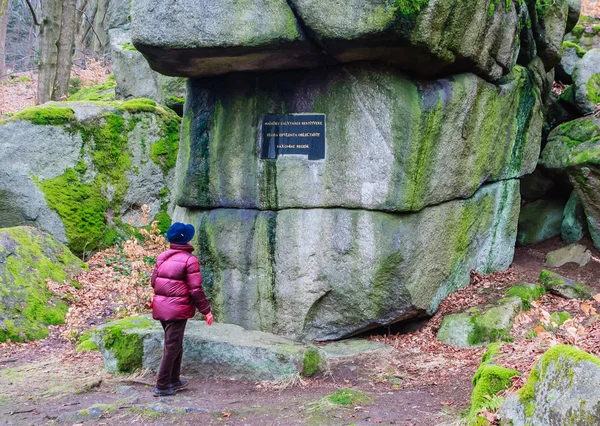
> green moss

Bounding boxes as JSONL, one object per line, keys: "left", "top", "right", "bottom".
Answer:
{"left": 395, "top": 0, "right": 428, "bottom": 15}
{"left": 150, "top": 114, "right": 180, "bottom": 172}
{"left": 118, "top": 98, "right": 157, "bottom": 113}
{"left": 0, "top": 227, "right": 84, "bottom": 342}
{"left": 153, "top": 211, "right": 172, "bottom": 234}
{"left": 562, "top": 41, "right": 587, "bottom": 58}
{"left": 470, "top": 364, "right": 519, "bottom": 416}
{"left": 68, "top": 80, "right": 116, "bottom": 102}
{"left": 76, "top": 338, "right": 100, "bottom": 352}
{"left": 481, "top": 342, "right": 502, "bottom": 364}
{"left": 558, "top": 85, "right": 575, "bottom": 104}
{"left": 121, "top": 42, "right": 137, "bottom": 51}
{"left": 585, "top": 73, "right": 600, "bottom": 105}
{"left": 571, "top": 24, "right": 585, "bottom": 38}
{"left": 302, "top": 349, "right": 321, "bottom": 377}
{"left": 327, "top": 389, "right": 372, "bottom": 406}
{"left": 13, "top": 105, "right": 76, "bottom": 125}
{"left": 544, "top": 311, "right": 571, "bottom": 331}
{"left": 100, "top": 316, "right": 154, "bottom": 373}
{"left": 37, "top": 168, "right": 108, "bottom": 254}
{"left": 505, "top": 283, "right": 546, "bottom": 310}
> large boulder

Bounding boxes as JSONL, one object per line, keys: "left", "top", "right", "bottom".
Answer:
{"left": 109, "top": 28, "right": 187, "bottom": 112}
{"left": 572, "top": 48, "right": 600, "bottom": 115}
{"left": 540, "top": 116, "right": 600, "bottom": 250}
{"left": 177, "top": 62, "right": 543, "bottom": 212}
{"left": 92, "top": 316, "right": 327, "bottom": 380}
{"left": 0, "top": 226, "right": 85, "bottom": 342}
{"left": 175, "top": 179, "right": 520, "bottom": 341}
{"left": 131, "top": 0, "right": 568, "bottom": 82}
{"left": 499, "top": 345, "right": 600, "bottom": 425}
{"left": 0, "top": 100, "right": 180, "bottom": 253}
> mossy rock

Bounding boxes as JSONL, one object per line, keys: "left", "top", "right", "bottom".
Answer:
{"left": 0, "top": 101, "right": 180, "bottom": 254}
{"left": 0, "top": 226, "right": 86, "bottom": 342}
{"left": 468, "top": 345, "right": 519, "bottom": 422}
{"left": 538, "top": 270, "right": 595, "bottom": 299}
{"left": 505, "top": 283, "right": 546, "bottom": 310}
{"left": 540, "top": 116, "right": 600, "bottom": 252}
{"left": 93, "top": 316, "right": 328, "bottom": 379}
{"left": 437, "top": 297, "right": 522, "bottom": 348}
{"left": 499, "top": 345, "right": 600, "bottom": 425}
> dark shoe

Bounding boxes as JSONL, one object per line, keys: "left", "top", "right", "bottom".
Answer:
{"left": 169, "top": 380, "right": 189, "bottom": 390}
{"left": 153, "top": 387, "right": 177, "bottom": 397}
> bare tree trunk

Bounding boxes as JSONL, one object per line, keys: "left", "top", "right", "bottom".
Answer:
{"left": 0, "top": 0, "right": 11, "bottom": 80}
{"left": 38, "top": 0, "right": 77, "bottom": 103}
{"left": 38, "top": 0, "right": 62, "bottom": 103}
{"left": 53, "top": 0, "right": 77, "bottom": 100}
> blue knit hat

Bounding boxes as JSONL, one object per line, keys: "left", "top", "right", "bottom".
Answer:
{"left": 166, "top": 222, "right": 195, "bottom": 244}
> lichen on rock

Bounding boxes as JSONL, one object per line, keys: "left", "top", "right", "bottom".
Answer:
{"left": 0, "top": 226, "right": 86, "bottom": 342}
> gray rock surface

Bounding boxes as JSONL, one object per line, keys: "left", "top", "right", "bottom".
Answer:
{"left": 517, "top": 199, "right": 566, "bottom": 245}
{"left": 556, "top": 46, "right": 582, "bottom": 83}
{"left": 498, "top": 345, "right": 600, "bottom": 426}
{"left": 131, "top": 0, "right": 318, "bottom": 78}
{"left": 0, "top": 101, "right": 179, "bottom": 252}
{"left": 109, "top": 28, "right": 186, "bottom": 110}
{"left": 561, "top": 191, "right": 587, "bottom": 244}
{"left": 540, "top": 115, "right": 600, "bottom": 251}
{"left": 131, "top": 0, "right": 568, "bottom": 82}
{"left": 175, "top": 179, "right": 520, "bottom": 341}
{"left": 566, "top": 0, "right": 581, "bottom": 34}
{"left": 93, "top": 317, "right": 327, "bottom": 380}
{"left": 546, "top": 243, "right": 592, "bottom": 267}
{"left": 573, "top": 48, "right": 600, "bottom": 114}
{"left": 437, "top": 296, "right": 523, "bottom": 347}
{"left": 177, "top": 62, "right": 543, "bottom": 212}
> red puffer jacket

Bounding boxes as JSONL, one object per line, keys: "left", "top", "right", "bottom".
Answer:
{"left": 150, "top": 243, "right": 211, "bottom": 321}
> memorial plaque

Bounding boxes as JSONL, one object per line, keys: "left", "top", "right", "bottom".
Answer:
{"left": 260, "top": 114, "right": 325, "bottom": 160}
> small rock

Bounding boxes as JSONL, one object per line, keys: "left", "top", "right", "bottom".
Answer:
{"left": 546, "top": 243, "right": 591, "bottom": 267}
{"left": 538, "top": 270, "right": 595, "bottom": 299}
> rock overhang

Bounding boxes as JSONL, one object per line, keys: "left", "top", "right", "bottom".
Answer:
{"left": 131, "top": 0, "right": 570, "bottom": 82}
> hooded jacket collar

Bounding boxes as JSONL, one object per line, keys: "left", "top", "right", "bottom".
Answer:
{"left": 169, "top": 243, "right": 194, "bottom": 253}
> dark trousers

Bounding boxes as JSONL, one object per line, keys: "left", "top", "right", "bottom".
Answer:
{"left": 156, "top": 319, "right": 187, "bottom": 389}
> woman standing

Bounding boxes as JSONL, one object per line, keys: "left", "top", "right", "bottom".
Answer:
{"left": 150, "top": 222, "right": 213, "bottom": 397}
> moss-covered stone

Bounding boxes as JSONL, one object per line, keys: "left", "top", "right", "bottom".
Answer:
{"left": 180, "top": 62, "right": 542, "bottom": 212}
{"left": 13, "top": 105, "right": 76, "bottom": 126}
{"left": 438, "top": 294, "right": 528, "bottom": 348}
{"left": 0, "top": 226, "right": 86, "bottom": 342}
{"left": 498, "top": 345, "right": 600, "bottom": 425}
{"left": 93, "top": 316, "right": 154, "bottom": 373}
{"left": 2, "top": 101, "right": 180, "bottom": 254}
{"left": 538, "top": 269, "right": 595, "bottom": 299}
{"left": 505, "top": 283, "right": 546, "bottom": 310}
{"left": 68, "top": 79, "right": 116, "bottom": 101}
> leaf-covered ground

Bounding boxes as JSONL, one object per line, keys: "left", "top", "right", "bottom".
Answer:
{"left": 1, "top": 235, "right": 600, "bottom": 425}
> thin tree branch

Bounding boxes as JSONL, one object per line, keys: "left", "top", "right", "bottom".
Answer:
{"left": 22, "top": 0, "right": 40, "bottom": 26}
{"left": 77, "top": 7, "right": 102, "bottom": 45}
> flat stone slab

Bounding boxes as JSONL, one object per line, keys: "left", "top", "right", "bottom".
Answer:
{"left": 93, "top": 317, "right": 327, "bottom": 381}
{"left": 546, "top": 243, "right": 592, "bottom": 267}
{"left": 319, "top": 339, "right": 393, "bottom": 360}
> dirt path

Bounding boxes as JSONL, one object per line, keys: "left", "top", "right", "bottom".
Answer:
{"left": 1, "top": 236, "right": 599, "bottom": 425}
{"left": 0, "top": 345, "right": 473, "bottom": 425}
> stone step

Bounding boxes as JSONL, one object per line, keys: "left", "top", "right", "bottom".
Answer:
{"left": 93, "top": 316, "right": 327, "bottom": 381}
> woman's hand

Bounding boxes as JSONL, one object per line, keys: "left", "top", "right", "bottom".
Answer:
{"left": 205, "top": 312, "right": 214, "bottom": 326}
